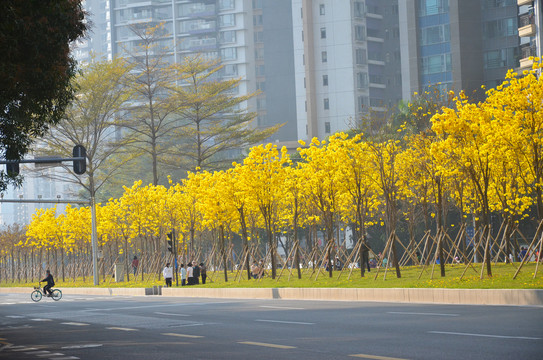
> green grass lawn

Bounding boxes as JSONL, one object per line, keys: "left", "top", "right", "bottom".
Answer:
{"left": 4, "top": 262, "right": 542, "bottom": 290}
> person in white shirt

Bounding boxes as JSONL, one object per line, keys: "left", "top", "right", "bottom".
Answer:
{"left": 163, "top": 263, "right": 173, "bottom": 287}
{"left": 180, "top": 263, "right": 187, "bottom": 286}
{"left": 187, "top": 263, "right": 194, "bottom": 285}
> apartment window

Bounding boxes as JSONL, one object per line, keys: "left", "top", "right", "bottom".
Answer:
{"left": 253, "top": 14, "right": 263, "bottom": 26}
{"left": 418, "top": 0, "right": 450, "bottom": 16}
{"left": 257, "top": 98, "right": 266, "bottom": 110}
{"left": 324, "top": 98, "right": 329, "bottom": 110}
{"left": 420, "top": 24, "right": 450, "bottom": 45}
{"left": 254, "top": 31, "right": 263, "bottom": 42}
{"left": 321, "top": 27, "right": 326, "bottom": 39}
{"left": 483, "top": 18, "right": 517, "bottom": 39}
{"left": 220, "top": 30, "right": 236, "bottom": 43}
{"left": 256, "top": 81, "right": 266, "bottom": 91}
{"left": 356, "top": 48, "right": 367, "bottom": 65}
{"left": 219, "top": 14, "right": 235, "bottom": 27}
{"left": 325, "top": 121, "right": 331, "bottom": 133}
{"left": 357, "top": 72, "right": 368, "bottom": 89}
{"left": 219, "top": 0, "right": 235, "bottom": 10}
{"left": 220, "top": 47, "right": 237, "bottom": 60}
{"left": 320, "top": 4, "right": 325, "bottom": 15}
{"left": 355, "top": 25, "right": 366, "bottom": 41}
{"left": 354, "top": 1, "right": 365, "bottom": 18}
{"left": 322, "top": 51, "right": 327, "bottom": 63}
{"left": 256, "top": 64, "right": 265, "bottom": 76}
{"left": 323, "top": 74, "right": 328, "bottom": 86}
{"left": 421, "top": 54, "right": 452, "bottom": 74}
{"left": 357, "top": 96, "right": 369, "bottom": 111}
{"left": 255, "top": 48, "right": 264, "bottom": 60}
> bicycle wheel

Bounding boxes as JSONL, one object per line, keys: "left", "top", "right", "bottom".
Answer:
{"left": 51, "top": 289, "right": 62, "bottom": 301}
{"left": 31, "top": 290, "right": 42, "bottom": 302}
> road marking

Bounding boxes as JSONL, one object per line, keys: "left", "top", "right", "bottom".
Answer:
{"left": 350, "top": 354, "right": 408, "bottom": 360}
{"left": 238, "top": 341, "right": 296, "bottom": 349}
{"left": 259, "top": 305, "right": 304, "bottom": 310}
{"left": 154, "top": 312, "right": 190, "bottom": 317}
{"left": 48, "top": 357, "right": 79, "bottom": 360}
{"left": 30, "top": 318, "right": 52, "bottom": 322}
{"left": 162, "top": 333, "right": 203, "bottom": 339}
{"left": 11, "top": 347, "right": 38, "bottom": 352}
{"left": 106, "top": 327, "right": 138, "bottom": 331}
{"left": 37, "top": 353, "right": 65, "bottom": 357}
{"left": 25, "top": 351, "right": 51, "bottom": 356}
{"left": 387, "top": 311, "right": 459, "bottom": 317}
{"left": 429, "top": 331, "right": 541, "bottom": 340}
{"left": 5, "top": 315, "right": 25, "bottom": 318}
{"left": 62, "top": 344, "right": 103, "bottom": 349}
{"left": 84, "top": 301, "right": 237, "bottom": 312}
{"left": 61, "top": 322, "right": 89, "bottom": 326}
{"left": 255, "top": 319, "right": 314, "bottom": 325}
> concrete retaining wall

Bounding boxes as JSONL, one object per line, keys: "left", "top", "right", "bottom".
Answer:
{"left": 2, "top": 286, "right": 542, "bottom": 306}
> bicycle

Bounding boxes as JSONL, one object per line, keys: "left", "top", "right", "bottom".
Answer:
{"left": 31, "top": 283, "right": 62, "bottom": 302}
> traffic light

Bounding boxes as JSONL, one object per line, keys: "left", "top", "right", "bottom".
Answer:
{"left": 73, "top": 144, "right": 86, "bottom": 175}
{"left": 5, "top": 162, "right": 19, "bottom": 176}
{"left": 167, "top": 232, "right": 173, "bottom": 253}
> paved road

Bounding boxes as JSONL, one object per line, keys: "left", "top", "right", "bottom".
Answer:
{"left": 0, "top": 292, "right": 541, "bottom": 360}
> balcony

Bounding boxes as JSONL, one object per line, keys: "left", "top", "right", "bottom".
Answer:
{"left": 519, "top": 44, "right": 537, "bottom": 69}
{"left": 518, "top": 13, "right": 536, "bottom": 37}
{"left": 518, "top": 0, "right": 533, "bottom": 5}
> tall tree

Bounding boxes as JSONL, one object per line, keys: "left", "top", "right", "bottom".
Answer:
{"left": 120, "top": 23, "right": 181, "bottom": 185}
{"left": 170, "top": 56, "right": 281, "bottom": 172}
{"left": 0, "top": 0, "right": 87, "bottom": 191}
{"left": 36, "top": 58, "right": 135, "bottom": 202}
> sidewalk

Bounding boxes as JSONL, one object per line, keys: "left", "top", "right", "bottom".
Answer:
{"left": 2, "top": 286, "right": 542, "bottom": 306}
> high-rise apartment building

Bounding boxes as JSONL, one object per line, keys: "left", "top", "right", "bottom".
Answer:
{"left": 292, "top": 0, "right": 402, "bottom": 142}
{"left": 518, "top": 0, "right": 543, "bottom": 71}
{"left": 400, "top": 0, "right": 522, "bottom": 101}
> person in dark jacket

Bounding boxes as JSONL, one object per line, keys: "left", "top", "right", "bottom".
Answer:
{"left": 193, "top": 263, "right": 200, "bottom": 285}
{"left": 41, "top": 270, "right": 55, "bottom": 296}
{"left": 199, "top": 263, "right": 207, "bottom": 284}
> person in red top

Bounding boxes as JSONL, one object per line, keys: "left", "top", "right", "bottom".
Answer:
{"left": 131, "top": 256, "right": 139, "bottom": 276}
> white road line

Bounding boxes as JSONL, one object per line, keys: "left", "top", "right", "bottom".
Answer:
{"left": 84, "top": 301, "right": 236, "bottom": 312}
{"left": 62, "top": 344, "right": 103, "bottom": 349}
{"left": 238, "top": 341, "right": 296, "bottom": 349}
{"left": 106, "top": 327, "right": 138, "bottom": 331}
{"left": 429, "top": 331, "right": 541, "bottom": 340}
{"left": 162, "top": 333, "right": 203, "bottom": 339}
{"left": 350, "top": 354, "right": 408, "bottom": 360}
{"left": 48, "top": 357, "right": 79, "bottom": 360}
{"left": 388, "top": 311, "right": 459, "bottom": 317}
{"left": 30, "top": 318, "right": 52, "bottom": 322}
{"left": 255, "top": 319, "right": 314, "bottom": 325}
{"left": 37, "top": 353, "right": 65, "bottom": 357}
{"left": 11, "top": 347, "right": 38, "bottom": 352}
{"left": 154, "top": 312, "right": 190, "bottom": 317}
{"left": 259, "top": 305, "right": 304, "bottom": 310}
{"left": 5, "top": 315, "right": 25, "bottom": 318}
{"left": 61, "top": 322, "right": 90, "bottom": 326}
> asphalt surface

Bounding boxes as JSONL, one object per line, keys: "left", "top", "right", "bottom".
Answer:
{"left": 0, "top": 292, "right": 541, "bottom": 359}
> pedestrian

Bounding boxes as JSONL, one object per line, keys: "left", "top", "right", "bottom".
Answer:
{"left": 163, "top": 263, "right": 173, "bottom": 287}
{"left": 361, "top": 242, "right": 371, "bottom": 273}
{"left": 199, "top": 263, "right": 207, "bottom": 284}
{"left": 180, "top": 263, "right": 187, "bottom": 286}
{"left": 40, "top": 269, "right": 55, "bottom": 297}
{"left": 251, "top": 261, "right": 259, "bottom": 279}
{"left": 131, "top": 256, "right": 139, "bottom": 276}
{"left": 193, "top": 262, "right": 200, "bottom": 285}
{"left": 187, "top": 263, "right": 194, "bottom": 285}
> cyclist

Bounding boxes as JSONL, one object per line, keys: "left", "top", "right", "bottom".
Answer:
{"left": 40, "top": 269, "right": 55, "bottom": 297}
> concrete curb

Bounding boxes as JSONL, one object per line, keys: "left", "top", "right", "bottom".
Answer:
{"left": 2, "top": 286, "right": 542, "bottom": 306}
